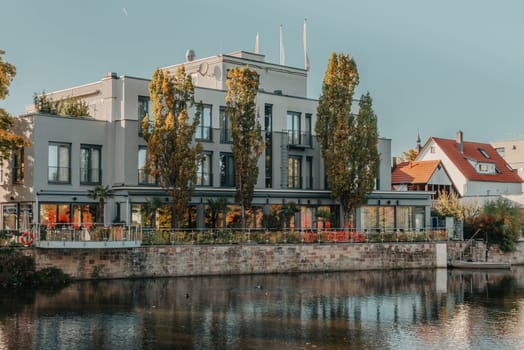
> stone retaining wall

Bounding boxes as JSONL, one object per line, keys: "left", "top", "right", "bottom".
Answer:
{"left": 28, "top": 242, "right": 448, "bottom": 280}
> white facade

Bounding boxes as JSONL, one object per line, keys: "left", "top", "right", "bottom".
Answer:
{"left": 417, "top": 136, "right": 522, "bottom": 202}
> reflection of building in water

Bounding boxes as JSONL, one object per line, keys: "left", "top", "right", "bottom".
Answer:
{"left": 6, "top": 269, "right": 524, "bottom": 348}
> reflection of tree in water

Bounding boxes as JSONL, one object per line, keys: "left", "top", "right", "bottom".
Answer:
{"left": 4, "top": 268, "right": 524, "bottom": 348}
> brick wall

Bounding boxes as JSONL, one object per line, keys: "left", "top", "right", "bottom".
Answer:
{"left": 29, "top": 242, "right": 446, "bottom": 280}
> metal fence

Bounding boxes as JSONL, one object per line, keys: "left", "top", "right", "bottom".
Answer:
{"left": 139, "top": 227, "right": 448, "bottom": 245}
{"left": 32, "top": 224, "right": 142, "bottom": 242}
{"left": 1, "top": 225, "right": 447, "bottom": 247}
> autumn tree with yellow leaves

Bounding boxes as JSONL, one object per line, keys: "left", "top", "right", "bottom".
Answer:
{"left": 0, "top": 50, "right": 29, "bottom": 161}
{"left": 142, "top": 67, "right": 202, "bottom": 228}
{"left": 316, "top": 52, "right": 379, "bottom": 227}
{"left": 226, "top": 67, "right": 264, "bottom": 230}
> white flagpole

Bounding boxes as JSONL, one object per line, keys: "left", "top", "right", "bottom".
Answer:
{"left": 280, "top": 25, "right": 285, "bottom": 65}
{"left": 303, "top": 19, "right": 310, "bottom": 71}
{"left": 255, "top": 32, "right": 259, "bottom": 54}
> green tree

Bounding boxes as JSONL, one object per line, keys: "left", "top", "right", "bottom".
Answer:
{"left": 226, "top": 66, "right": 264, "bottom": 230}
{"left": 471, "top": 198, "right": 521, "bottom": 252}
{"left": 316, "top": 53, "right": 379, "bottom": 227}
{"left": 280, "top": 202, "right": 299, "bottom": 231}
{"left": 206, "top": 198, "right": 229, "bottom": 230}
{"left": 143, "top": 67, "right": 202, "bottom": 228}
{"left": 87, "top": 185, "right": 113, "bottom": 225}
{"left": 33, "top": 92, "right": 89, "bottom": 117}
{"left": 141, "top": 197, "right": 163, "bottom": 228}
{"left": 0, "top": 50, "right": 30, "bottom": 161}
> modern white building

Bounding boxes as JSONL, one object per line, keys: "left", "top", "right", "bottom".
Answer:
{"left": 0, "top": 50, "right": 432, "bottom": 233}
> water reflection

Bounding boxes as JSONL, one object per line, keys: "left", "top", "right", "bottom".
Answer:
{"left": 1, "top": 268, "right": 524, "bottom": 349}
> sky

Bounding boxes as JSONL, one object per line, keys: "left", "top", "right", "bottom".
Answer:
{"left": 2, "top": 0, "right": 524, "bottom": 157}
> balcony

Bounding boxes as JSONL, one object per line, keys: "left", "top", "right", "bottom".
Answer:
{"left": 287, "top": 131, "right": 312, "bottom": 149}
{"left": 138, "top": 169, "right": 158, "bottom": 186}
{"left": 33, "top": 224, "right": 142, "bottom": 249}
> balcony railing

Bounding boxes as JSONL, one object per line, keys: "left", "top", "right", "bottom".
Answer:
{"left": 196, "top": 172, "right": 213, "bottom": 186}
{"left": 288, "top": 175, "right": 302, "bottom": 189}
{"left": 48, "top": 166, "right": 70, "bottom": 183}
{"left": 287, "top": 131, "right": 312, "bottom": 147}
{"left": 80, "top": 167, "right": 101, "bottom": 185}
{"left": 196, "top": 126, "right": 213, "bottom": 141}
{"left": 138, "top": 169, "right": 158, "bottom": 185}
{"left": 31, "top": 223, "right": 142, "bottom": 249}
{"left": 220, "top": 128, "right": 232, "bottom": 143}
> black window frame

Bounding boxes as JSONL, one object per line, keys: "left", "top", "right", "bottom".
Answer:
{"left": 48, "top": 142, "right": 71, "bottom": 184}
{"left": 80, "top": 144, "right": 102, "bottom": 185}
{"left": 12, "top": 147, "right": 24, "bottom": 184}
{"left": 220, "top": 152, "right": 235, "bottom": 187}
{"left": 197, "top": 104, "right": 213, "bottom": 141}
{"left": 197, "top": 152, "right": 213, "bottom": 186}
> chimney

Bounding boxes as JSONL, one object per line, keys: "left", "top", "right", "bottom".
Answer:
{"left": 456, "top": 130, "right": 464, "bottom": 154}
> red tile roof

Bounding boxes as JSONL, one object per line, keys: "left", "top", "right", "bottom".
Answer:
{"left": 392, "top": 160, "right": 441, "bottom": 184}
{"left": 429, "top": 137, "right": 522, "bottom": 183}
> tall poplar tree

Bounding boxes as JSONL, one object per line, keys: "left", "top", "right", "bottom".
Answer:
{"left": 142, "top": 67, "right": 202, "bottom": 228}
{"left": 0, "top": 50, "right": 30, "bottom": 161}
{"left": 316, "top": 53, "right": 379, "bottom": 227}
{"left": 226, "top": 67, "right": 264, "bottom": 230}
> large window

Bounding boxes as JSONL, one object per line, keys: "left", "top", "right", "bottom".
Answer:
{"left": 12, "top": 147, "right": 24, "bottom": 184}
{"left": 2, "top": 204, "right": 17, "bottom": 230}
{"left": 40, "top": 203, "right": 96, "bottom": 227}
{"left": 220, "top": 107, "right": 232, "bottom": 143}
{"left": 265, "top": 104, "right": 273, "bottom": 188}
{"left": 197, "top": 152, "right": 213, "bottom": 186}
{"left": 304, "top": 113, "right": 312, "bottom": 147}
{"left": 220, "top": 152, "right": 235, "bottom": 187}
{"left": 138, "top": 96, "right": 151, "bottom": 136}
{"left": 48, "top": 142, "right": 71, "bottom": 184}
{"left": 287, "top": 111, "right": 301, "bottom": 145}
{"left": 197, "top": 104, "right": 212, "bottom": 141}
{"left": 288, "top": 156, "right": 301, "bottom": 189}
{"left": 138, "top": 146, "right": 156, "bottom": 185}
{"left": 305, "top": 156, "right": 313, "bottom": 189}
{"left": 80, "top": 144, "right": 101, "bottom": 185}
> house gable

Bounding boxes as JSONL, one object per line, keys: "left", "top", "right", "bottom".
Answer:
{"left": 416, "top": 133, "right": 522, "bottom": 197}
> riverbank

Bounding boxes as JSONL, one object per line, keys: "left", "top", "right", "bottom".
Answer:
{"left": 16, "top": 242, "right": 448, "bottom": 280}
{"left": 17, "top": 241, "right": 524, "bottom": 280}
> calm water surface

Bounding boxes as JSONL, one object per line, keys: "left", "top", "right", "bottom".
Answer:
{"left": 1, "top": 267, "right": 524, "bottom": 349}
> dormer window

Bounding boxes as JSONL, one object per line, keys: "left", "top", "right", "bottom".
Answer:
{"left": 478, "top": 148, "right": 491, "bottom": 159}
{"left": 479, "top": 164, "right": 489, "bottom": 173}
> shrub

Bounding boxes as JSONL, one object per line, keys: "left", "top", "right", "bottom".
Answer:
{"left": 0, "top": 250, "right": 71, "bottom": 289}
{"left": 467, "top": 198, "right": 521, "bottom": 252}
{"left": 35, "top": 267, "right": 71, "bottom": 289}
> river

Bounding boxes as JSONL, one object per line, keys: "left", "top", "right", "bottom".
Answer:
{"left": 1, "top": 267, "right": 524, "bottom": 349}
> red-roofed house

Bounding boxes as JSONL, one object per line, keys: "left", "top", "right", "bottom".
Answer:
{"left": 415, "top": 131, "right": 522, "bottom": 200}
{"left": 392, "top": 160, "right": 455, "bottom": 198}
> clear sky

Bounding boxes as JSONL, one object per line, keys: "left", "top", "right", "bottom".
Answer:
{"left": 2, "top": 0, "right": 524, "bottom": 157}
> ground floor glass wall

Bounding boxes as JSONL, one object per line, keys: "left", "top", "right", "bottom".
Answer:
{"left": 39, "top": 203, "right": 96, "bottom": 227}
{"left": 359, "top": 206, "right": 425, "bottom": 231}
